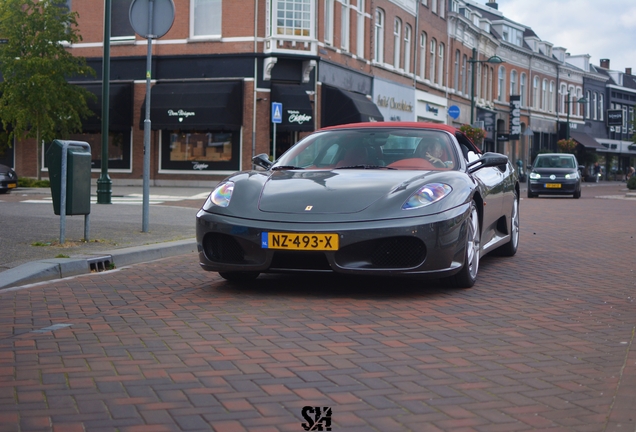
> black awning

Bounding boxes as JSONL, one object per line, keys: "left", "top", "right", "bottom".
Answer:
{"left": 79, "top": 82, "right": 133, "bottom": 131}
{"left": 321, "top": 85, "right": 383, "bottom": 127}
{"left": 270, "top": 84, "right": 314, "bottom": 132}
{"left": 141, "top": 80, "right": 243, "bottom": 130}
{"left": 570, "top": 131, "right": 604, "bottom": 150}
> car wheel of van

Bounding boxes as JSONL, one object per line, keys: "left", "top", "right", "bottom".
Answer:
{"left": 573, "top": 189, "right": 581, "bottom": 199}
{"left": 444, "top": 202, "right": 480, "bottom": 288}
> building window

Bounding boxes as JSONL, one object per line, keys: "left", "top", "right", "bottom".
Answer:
{"left": 419, "top": 32, "right": 427, "bottom": 80}
{"left": 623, "top": 105, "right": 628, "bottom": 133}
{"left": 497, "top": 66, "right": 505, "bottom": 102}
{"left": 374, "top": 8, "right": 384, "bottom": 63}
{"left": 356, "top": 0, "right": 365, "bottom": 57}
{"left": 440, "top": 0, "right": 445, "bottom": 18}
{"left": 454, "top": 50, "right": 460, "bottom": 91}
{"left": 325, "top": 0, "right": 334, "bottom": 45}
{"left": 599, "top": 94, "right": 604, "bottom": 121}
{"left": 274, "top": 0, "right": 312, "bottom": 37}
{"left": 461, "top": 54, "right": 467, "bottom": 94}
{"left": 163, "top": 130, "right": 240, "bottom": 172}
{"left": 429, "top": 39, "right": 437, "bottom": 84}
{"left": 438, "top": 43, "right": 444, "bottom": 86}
{"left": 541, "top": 79, "right": 547, "bottom": 110}
{"left": 533, "top": 77, "right": 540, "bottom": 109}
{"left": 520, "top": 73, "right": 526, "bottom": 106}
{"left": 559, "top": 84, "right": 567, "bottom": 113}
{"left": 576, "top": 88, "right": 583, "bottom": 116}
{"left": 404, "top": 24, "right": 412, "bottom": 73}
{"left": 112, "top": 0, "right": 135, "bottom": 39}
{"left": 509, "top": 70, "right": 517, "bottom": 96}
{"left": 191, "top": 0, "right": 222, "bottom": 38}
{"left": 432, "top": 0, "right": 437, "bottom": 14}
{"left": 585, "top": 90, "right": 591, "bottom": 118}
{"left": 393, "top": 18, "right": 401, "bottom": 69}
{"left": 341, "top": 0, "right": 350, "bottom": 51}
{"left": 592, "top": 92, "right": 598, "bottom": 120}
{"left": 549, "top": 81, "right": 555, "bottom": 112}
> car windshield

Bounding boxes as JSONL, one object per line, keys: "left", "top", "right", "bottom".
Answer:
{"left": 273, "top": 128, "right": 459, "bottom": 171}
{"left": 534, "top": 155, "right": 576, "bottom": 169}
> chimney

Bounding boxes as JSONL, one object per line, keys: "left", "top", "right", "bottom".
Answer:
{"left": 626, "top": 68, "right": 632, "bottom": 75}
{"left": 600, "top": 59, "right": 610, "bottom": 69}
{"left": 485, "top": 1, "right": 499, "bottom": 9}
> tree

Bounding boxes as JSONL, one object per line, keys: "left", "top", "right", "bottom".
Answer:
{"left": 0, "top": 0, "right": 95, "bottom": 179}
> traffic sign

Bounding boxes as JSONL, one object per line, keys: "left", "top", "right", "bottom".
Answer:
{"left": 272, "top": 102, "right": 282, "bottom": 124}
{"left": 448, "top": 105, "right": 460, "bottom": 120}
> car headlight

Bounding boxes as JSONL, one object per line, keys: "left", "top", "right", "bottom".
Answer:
{"left": 203, "top": 181, "right": 234, "bottom": 209}
{"left": 529, "top": 172, "right": 541, "bottom": 180}
{"left": 402, "top": 183, "right": 452, "bottom": 210}
{"left": 565, "top": 172, "right": 578, "bottom": 179}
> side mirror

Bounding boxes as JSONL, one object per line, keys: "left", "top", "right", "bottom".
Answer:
{"left": 578, "top": 165, "right": 585, "bottom": 171}
{"left": 467, "top": 152, "right": 509, "bottom": 174}
{"left": 252, "top": 153, "right": 273, "bottom": 170}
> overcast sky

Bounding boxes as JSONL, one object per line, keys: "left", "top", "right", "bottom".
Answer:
{"left": 476, "top": 0, "right": 636, "bottom": 74}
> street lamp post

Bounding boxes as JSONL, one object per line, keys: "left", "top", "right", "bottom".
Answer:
{"left": 469, "top": 47, "right": 504, "bottom": 126}
{"left": 564, "top": 92, "right": 588, "bottom": 140}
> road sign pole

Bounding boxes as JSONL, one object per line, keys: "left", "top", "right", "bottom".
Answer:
{"left": 273, "top": 122, "right": 277, "bottom": 161}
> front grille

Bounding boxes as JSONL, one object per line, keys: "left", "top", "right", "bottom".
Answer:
{"left": 335, "top": 237, "right": 426, "bottom": 269}
{"left": 270, "top": 251, "right": 331, "bottom": 271}
{"left": 202, "top": 233, "right": 245, "bottom": 263}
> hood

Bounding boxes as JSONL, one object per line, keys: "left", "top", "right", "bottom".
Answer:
{"left": 257, "top": 169, "right": 428, "bottom": 214}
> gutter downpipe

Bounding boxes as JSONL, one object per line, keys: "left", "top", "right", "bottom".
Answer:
{"left": 252, "top": 0, "right": 259, "bottom": 167}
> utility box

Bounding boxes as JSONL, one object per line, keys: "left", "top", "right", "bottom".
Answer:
{"left": 46, "top": 140, "right": 92, "bottom": 216}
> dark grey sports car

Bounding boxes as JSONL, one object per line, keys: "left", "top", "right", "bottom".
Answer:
{"left": 196, "top": 122, "right": 520, "bottom": 288}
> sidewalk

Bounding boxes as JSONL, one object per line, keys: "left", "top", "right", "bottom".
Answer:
{"left": 0, "top": 185, "right": 212, "bottom": 290}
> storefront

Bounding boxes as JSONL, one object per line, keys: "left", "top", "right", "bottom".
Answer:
{"left": 140, "top": 80, "right": 244, "bottom": 175}
{"left": 319, "top": 62, "right": 383, "bottom": 127}
{"left": 270, "top": 83, "right": 314, "bottom": 156}
{"left": 373, "top": 78, "right": 415, "bottom": 122}
{"left": 45, "top": 81, "right": 134, "bottom": 173}
{"left": 415, "top": 90, "right": 447, "bottom": 124}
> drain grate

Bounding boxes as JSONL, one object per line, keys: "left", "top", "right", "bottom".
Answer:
{"left": 87, "top": 256, "right": 113, "bottom": 272}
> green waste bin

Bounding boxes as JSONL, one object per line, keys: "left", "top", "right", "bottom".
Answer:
{"left": 46, "top": 140, "right": 92, "bottom": 216}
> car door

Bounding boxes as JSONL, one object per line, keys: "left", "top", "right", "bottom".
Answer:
{"left": 455, "top": 132, "right": 504, "bottom": 248}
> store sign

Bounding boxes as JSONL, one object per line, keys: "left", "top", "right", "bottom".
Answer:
{"left": 375, "top": 79, "right": 415, "bottom": 122}
{"left": 607, "top": 109, "right": 623, "bottom": 126}
{"left": 287, "top": 110, "right": 312, "bottom": 125}
{"left": 168, "top": 109, "right": 196, "bottom": 122}
{"left": 509, "top": 96, "right": 521, "bottom": 140}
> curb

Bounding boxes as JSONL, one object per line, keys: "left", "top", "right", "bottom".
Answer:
{"left": 0, "top": 238, "right": 197, "bottom": 290}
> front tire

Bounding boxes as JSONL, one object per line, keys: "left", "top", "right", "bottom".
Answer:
{"left": 573, "top": 189, "right": 581, "bottom": 199}
{"left": 496, "top": 192, "right": 519, "bottom": 257}
{"left": 218, "top": 271, "right": 260, "bottom": 282}
{"left": 444, "top": 202, "right": 480, "bottom": 288}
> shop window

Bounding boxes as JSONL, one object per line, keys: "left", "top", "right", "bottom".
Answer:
{"left": 44, "top": 131, "right": 132, "bottom": 171}
{"left": 161, "top": 130, "right": 240, "bottom": 172}
{"left": 191, "top": 0, "right": 222, "bottom": 38}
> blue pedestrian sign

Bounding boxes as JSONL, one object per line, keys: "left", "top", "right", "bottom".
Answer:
{"left": 272, "top": 102, "right": 282, "bottom": 124}
{"left": 448, "top": 105, "right": 460, "bottom": 120}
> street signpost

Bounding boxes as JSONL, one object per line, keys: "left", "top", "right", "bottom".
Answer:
{"left": 448, "top": 105, "right": 460, "bottom": 120}
{"left": 272, "top": 102, "right": 282, "bottom": 160}
{"left": 129, "top": 0, "right": 175, "bottom": 232}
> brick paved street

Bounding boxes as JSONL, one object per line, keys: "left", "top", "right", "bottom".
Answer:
{"left": 1, "top": 184, "right": 635, "bottom": 431}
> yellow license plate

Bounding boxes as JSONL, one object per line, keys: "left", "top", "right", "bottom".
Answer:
{"left": 8, "top": 183, "right": 16, "bottom": 188}
{"left": 262, "top": 232, "right": 339, "bottom": 251}
{"left": 545, "top": 183, "right": 561, "bottom": 188}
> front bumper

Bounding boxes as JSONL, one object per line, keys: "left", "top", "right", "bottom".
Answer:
{"left": 196, "top": 203, "right": 471, "bottom": 278}
{"left": 528, "top": 179, "right": 579, "bottom": 195}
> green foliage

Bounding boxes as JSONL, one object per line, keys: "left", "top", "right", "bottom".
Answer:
{"left": 18, "top": 177, "right": 50, "bottom": 188}
{"left": 459, "top": 124, "right": 486, "bottom": 145}
{"left": 557, "top": 138, "right": 577, "bottom": 154}
{"left": 0, "top": 0, "right": 95, "bottom": 170}
{"left": 628, "top": 175, "right": 636, "bottom": 190}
